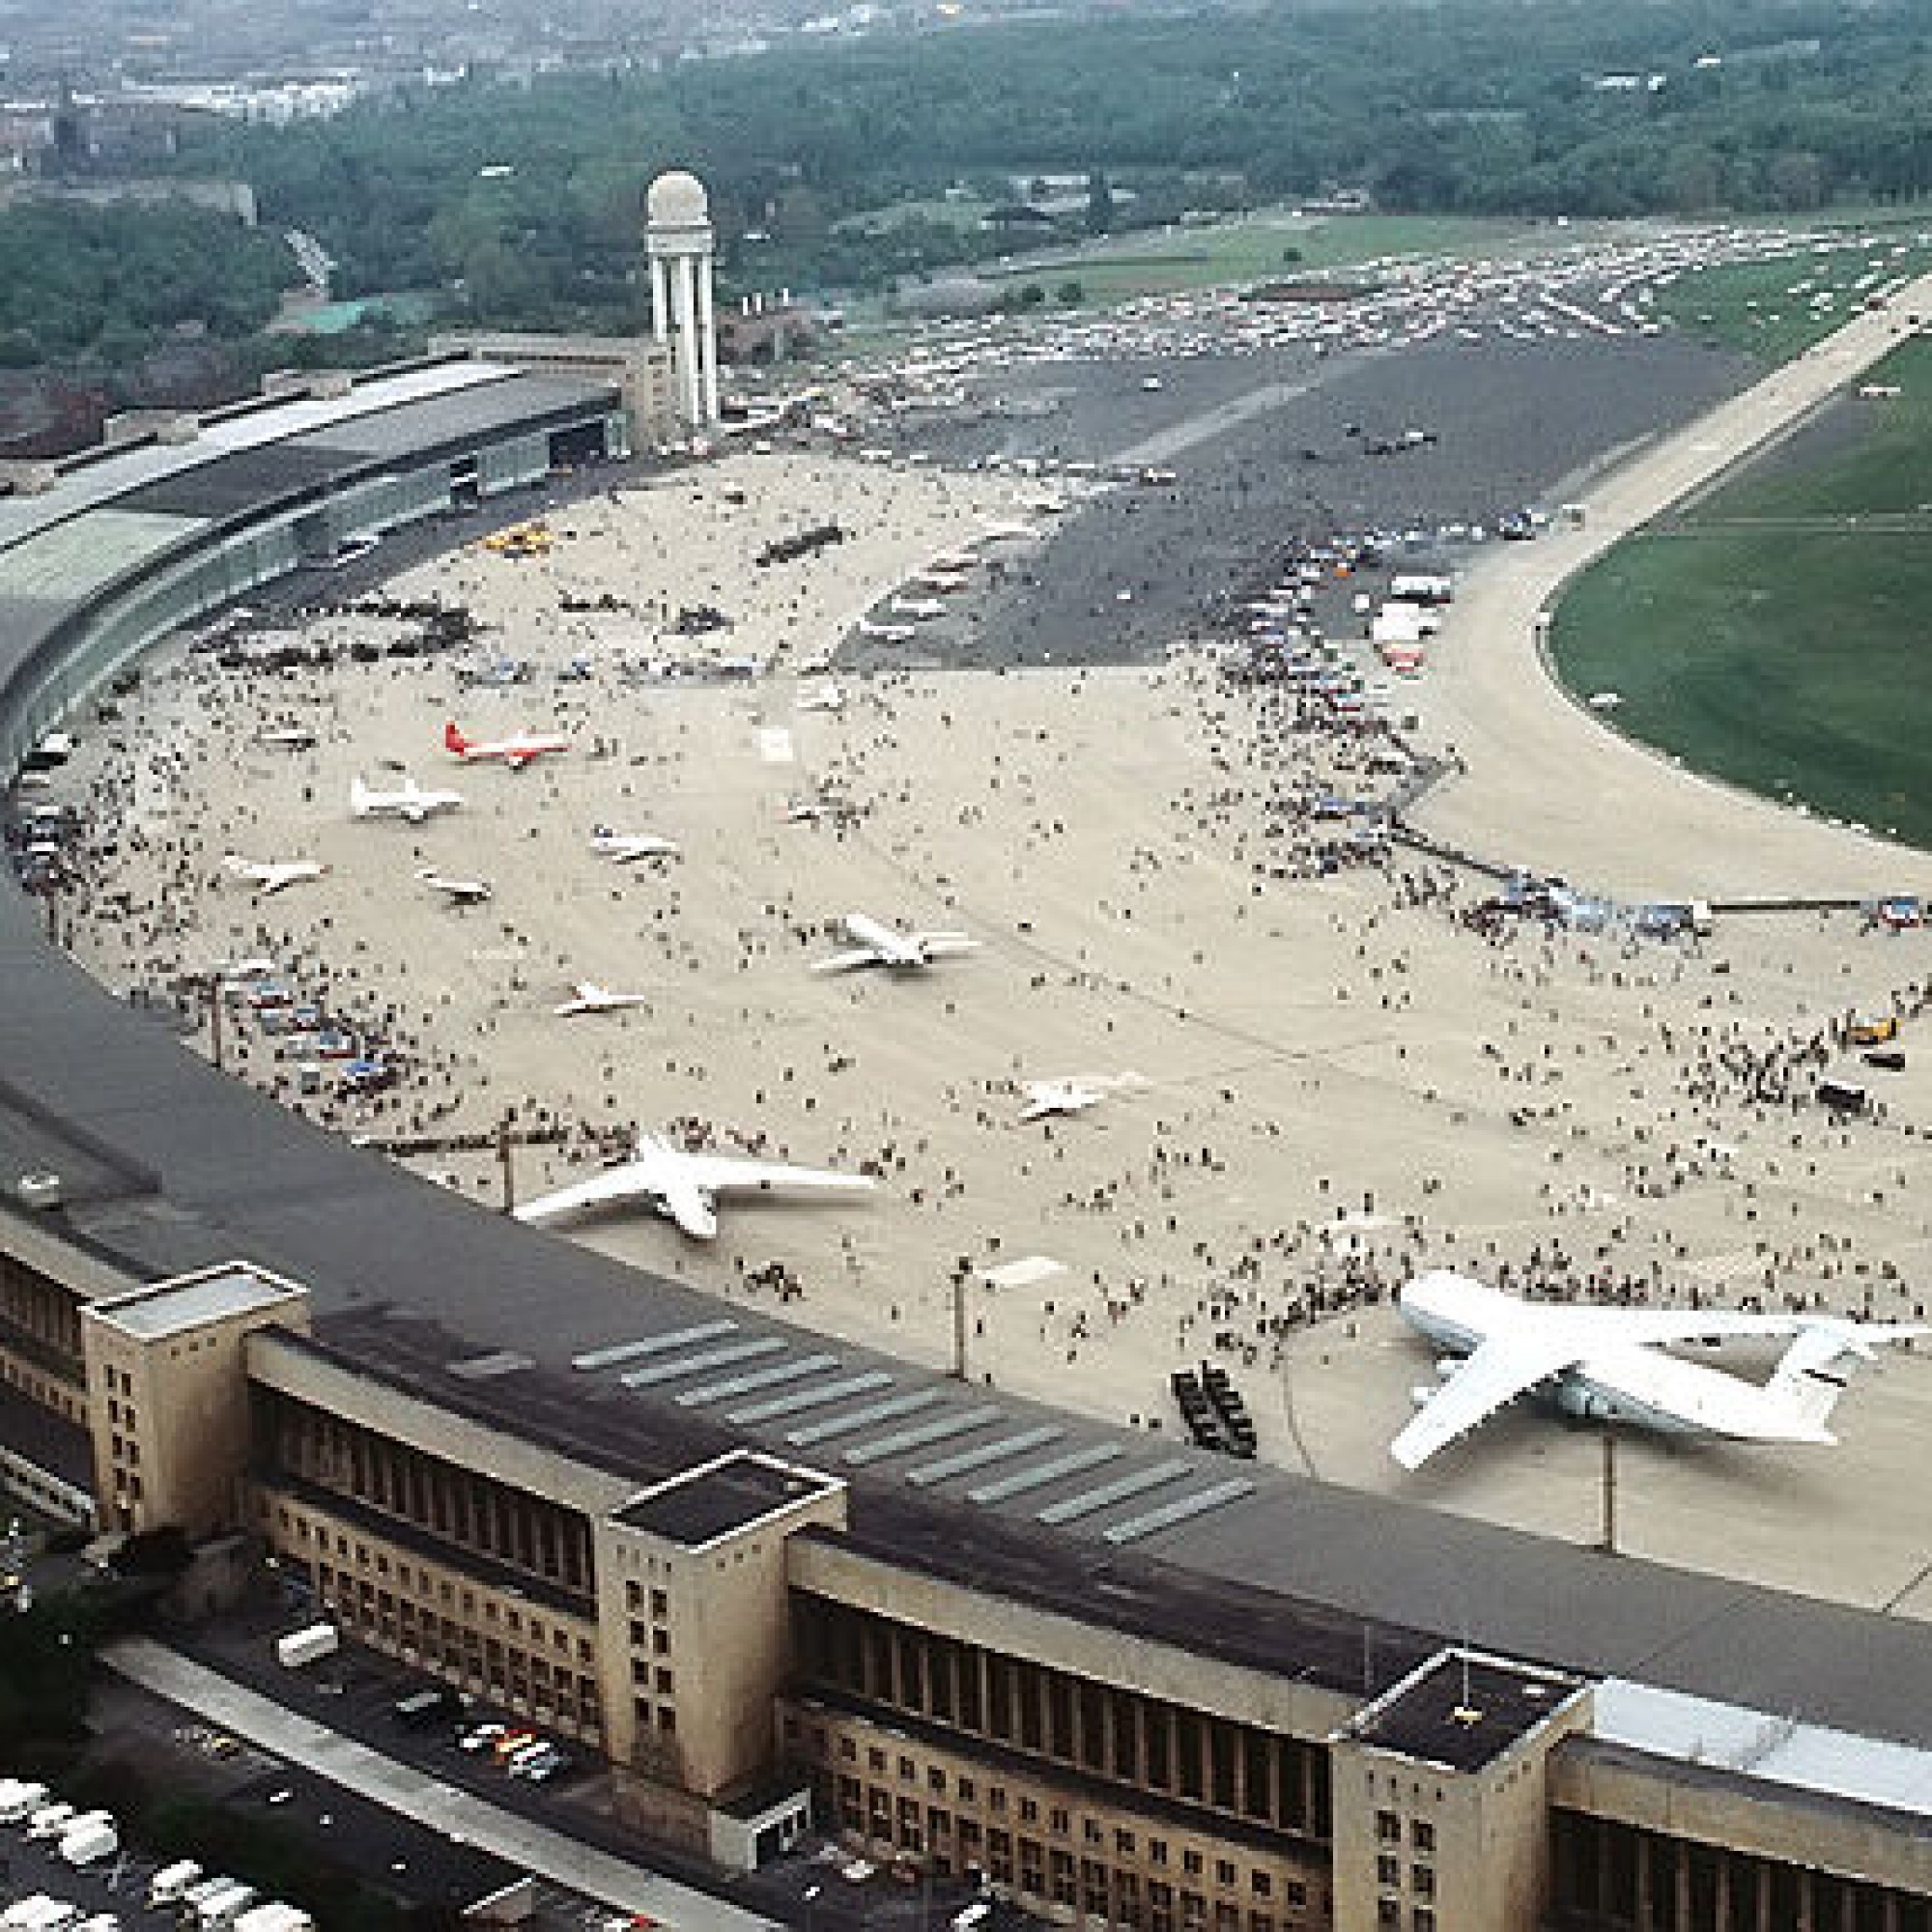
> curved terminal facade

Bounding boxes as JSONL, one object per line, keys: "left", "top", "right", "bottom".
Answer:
{"left": 0, "top": 359, "right": 1927, "bottom": 1931}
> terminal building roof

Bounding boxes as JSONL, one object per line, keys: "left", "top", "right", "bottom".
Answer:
{"left": 2, "top": 366, "right": 1931, "bottom": 1759}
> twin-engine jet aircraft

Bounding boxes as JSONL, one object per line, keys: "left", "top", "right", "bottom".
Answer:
{"left": 1019, "top": 1079, "right": 1107, "bottom": 1122}
{"left": 222, "top": 855, "right": 327, "bottom": 896}
{"left": 416, "top": 867, "right": 492, "bottom": 906}
{"left": 553, "top": 981, "right": 650, "bottom": 1017}
{"left": 352, "top": 774, "right": 465, "bottom": 823}
{"left": 1393, "top": 1269, "right": 1925, "bottom": 1470}
{"left": 514, "top": 1131, "right": 875, "bottom": 1240}
{"left": 811, "top": 911, "right": 980, "bottom": 975}
{"left": 589, "top": 826, "right": 681, "bottom": 863}
{"left": 443, "top": 721, "right": 570, "bottom": 771}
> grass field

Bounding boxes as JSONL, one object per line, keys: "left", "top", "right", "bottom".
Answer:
{"left": 1650, "top": 231, "right": 1932, "bottom": 363}
{"left": 1550, "top": 337, "right": 1932, "bottom": 850}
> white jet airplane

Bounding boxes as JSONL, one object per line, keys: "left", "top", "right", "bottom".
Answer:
{"left": 416, "top": 866, "right": 492, "bottom": 906}
{"left": 514, "top": 1131, "right": 875, "bottom": 1239}
{"left": 1392, "top": 1269, "right": 1926, "bottom": 1470}
{"left": 258, "top": 725, "right": 317, "bottom": 752}
{"left": 589, "top": 825, "right": 681, "bottom": 863}
{"left": 553, "top": 980, "right": 651, "bottom": 1017}
{"left": 221, "top": 855, "right": 327, "bottom": 896}
{"left": 798, "top": 683, "right": 846, "bottom": 714}
{"left": 1019, "top": 1079, "right": 1107, "bottom": 1122}
{"left": 811, "top": 912, "right": 980, "bottom": 975}
{"left": 443, "top": 721, "right": 570, "bottom": 771}
{"left": 352, "top": 773, "right": 465, "bottom": 824}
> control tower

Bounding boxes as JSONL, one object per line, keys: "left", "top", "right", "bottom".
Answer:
{"left": 645, "top": 169, "right": 720, "bottom": 430}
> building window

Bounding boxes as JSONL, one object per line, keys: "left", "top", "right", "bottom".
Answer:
{"left": 1376, "top": 1810, "right": 1401, "bottom": 1845}
{"left": 652, "top": 1628, "right": 670, "bottom": 1656}
{"left": 1117, "top": 1830, "right": 1138, "bottom": 1858}
{"left": 1286, "top": 1882, "right": 1307, "bottom": 1909}
{"left": 1019, "top": 1798, "right": 1038, "bottom": 1825}
{"left": 1376, "top": 1905, "right": 1399, "bottom": 1932}
{"left": 654, "top": 1667, "right": 673, "bottom": 1695}
{"left": 1183, "top": 1850, "right": 1204, "bottom": 1878}
{"left": 1411, "top": 1821, "right": 1435, "bottom": 1855}
{"left": 1377, "top": 1855, "right": 1400, "bottom": 1889}
{"left": 928, "top": 1768, "right": 947, "bottom": 1794}
{"left": 1216, "top": 1860, "right": 1236, "bottom": 1888}
{"left": 1412, "top": 1913, "right": 1435, "bottom": 1932}
{"left": 1250, "top": 1872, "right": 1272, "bottom": 1899}
{"left": 1150, "top": 1839, "right": 1169, "bottom": 1867}
{"left": 838, "top": 1737, "right": 858, "bottom": 1762}
{"left": 1411, "top": 1867, "right": 1434, "bottom": 1900}
{"left": 899, "top": 1756, "right": 915, "bottom": 1783}
{"left": 658, "top": 1708, "right": 676, "bottom": 1736}
{"left": 957, "top": 1776, "right": 976, "bottom": 1804}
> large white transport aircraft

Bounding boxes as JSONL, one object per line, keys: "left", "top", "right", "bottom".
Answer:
{"left": 352, "top": 774, "right": 465, "bottom": 823}
{"left": 811, "top": 912, "right": 980, "bottom": 975}
{"left": 514, "top": 1132, "right": 875, "bottom": 1239}
{"left": 1393, "top": 1269, "right": 1924, "bottom": 1470}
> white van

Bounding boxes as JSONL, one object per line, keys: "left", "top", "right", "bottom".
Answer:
{"left": 0, "top": 1779, "right": 49, "bottom": 1824}
{"left": 149, "top": 1860, "right": 205, "bottom": 1908}
{"left": 25, "top": 1801, "right": 77, "bottom": 1839}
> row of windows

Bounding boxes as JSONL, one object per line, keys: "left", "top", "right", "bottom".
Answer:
{"left": 1374, "top": 1855, "right": 1435, "bottom": 1898}
{"left": 1374, "top": 1812, "right": 1435, "bottom": 1854}
{"left": 1374, "top": 1905, "right": 1435, "bottom": 1932}
{"left": 273, "top": 1505, "right": 593, "bottom": 1660}
{"left": 795, "top": 1718, "right": 1321, "bottom": 1924}
{"left": 2, "top": 1354, "right": 85, "bottom": 1426}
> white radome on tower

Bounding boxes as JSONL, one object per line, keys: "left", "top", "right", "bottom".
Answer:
{"left": 645, "top": 168, "right": 720, "bottom": 429}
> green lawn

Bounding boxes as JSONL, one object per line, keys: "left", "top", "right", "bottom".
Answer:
{"left": 1650, "top": 237, "right": 1932, "bottom": 364}
{"left": 1550, "top": 334, "right": 1932, "bottom": 850}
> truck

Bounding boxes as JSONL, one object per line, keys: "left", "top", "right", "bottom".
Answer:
{"left": 0, "top": 1900, "right": 81, "bottom": 1932}
{"left": 274, "top": 1622, "right": 340, "bottom": 1670}
{"left": 148, "top": 1861, "right": 204, "bottom": 1909}
{"left": 60, "top": 1818, "right": 120, "bottom": 1866}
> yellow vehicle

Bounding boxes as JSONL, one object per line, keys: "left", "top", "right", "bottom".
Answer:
{"left": 480, "top": 519, "right": 553, "bottom": 558}
{"left": 1849, "top": 1016, "right": 1899, "bottom": 1047}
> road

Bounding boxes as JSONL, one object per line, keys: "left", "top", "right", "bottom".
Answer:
{"left": 106, "top": 1637, "right": 779, "bottom": 1932}
{"left": 1410, "top": 273, "right": 1932, "bottom": 898}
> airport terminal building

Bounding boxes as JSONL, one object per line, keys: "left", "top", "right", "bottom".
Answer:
{"left": 0, "top": 362, "right": 1928, "bottom": 1932}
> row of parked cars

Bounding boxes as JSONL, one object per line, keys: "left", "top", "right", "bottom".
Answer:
{"left": 0, "top": 1781, "right": 311, "bottom": 1932}
{"left": 453, "top": 1719, "right": 572, "bottom": 1784}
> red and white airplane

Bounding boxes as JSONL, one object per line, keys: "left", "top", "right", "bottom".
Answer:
{"left": 443, "top": 721, "right": 570, "bottom": 772}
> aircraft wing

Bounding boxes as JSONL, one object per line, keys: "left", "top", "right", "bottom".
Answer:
{"left": 678, "top": 1152, "right": 876, "bottom": 1201}
{"left": 1391, "top": 1333, "right": 1585, "bottom": 1470}
{"left": 513, "top": 1163, "right": 660, "bottom": 1227}
{"left": 918, "top": 932, "right": 979, "bottom": 955}
{"left": 811, "top": 947, "right": 884, "bottom": 974}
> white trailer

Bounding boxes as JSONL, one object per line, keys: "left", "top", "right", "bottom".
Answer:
{"left": 273, "top": 1623, "right": 340, "bottom": 1669}
{"left": 60, "top": 1819, "right": 119, "bottom": 1866}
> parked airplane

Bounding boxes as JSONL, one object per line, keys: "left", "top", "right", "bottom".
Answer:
{"left": 811, "top": 911, "right": 980, "bottom": 974}
{"left": 416, "top": 866, "right": 492, "bottom": 906}
{"left": 443, "top": 721, "right": 570, "bottom": 770}
{"left": 798, "top": 683, "right": 846, "bottom": 714}
{"left": 891, "top": 598, "right": 946, "bottom": 621}
{"left": 352, "top": 773, "right": 465, "bottom": 823}
{"left": 1392, "top": 1269, "right": 1925, "bottom": 1470}
{"left": 514, "top": 1131, "right": 875, "bottom": 1239}
{"left": 554, "top": 980, "right": 650, "bottom": 1017}
{"left": 1019, "top": 1079, "right": 1106, "bottom": 1123}
{"left": 589, "top": 826, "right": 681, "bottom": 863}
{"left": 221, "top": 855, "right": 326, "bottom": 896}
{"left": 258, "top": 725, "right": 317, "bottom": 752}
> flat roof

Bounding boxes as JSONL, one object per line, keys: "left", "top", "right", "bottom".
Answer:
{"left": 89, "top": 1262, "right": 302, "bottom": 1340}
{"left": 1340, "top": 1650, "right": 1585, "bottom": 1775}
{"left": 613, "top": 1452, "right": 839, "bottom": 1548}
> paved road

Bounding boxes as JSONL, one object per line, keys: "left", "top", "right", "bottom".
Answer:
{"left": 1410, "top": 274, "right": 1932, "bottom": 898}
{"left": 106, "top": 1638, "right": 779, "bottom": 1932}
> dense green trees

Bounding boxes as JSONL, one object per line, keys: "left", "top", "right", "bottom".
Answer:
{"left": 0, "top": 200, "right": 293, "bottom": 363}
{"left": 156, "top": 0, "right": 1932, "bottom": 335}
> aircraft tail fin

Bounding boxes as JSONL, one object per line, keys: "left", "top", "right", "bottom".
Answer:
{"left": 1767, "top": 1325, "right": 1865, "bottom": 1436}
{"left": 443, "top": 721, "right": 468, "bottom": 755}
{"left": 350, "top": 776, "right": 371, "bottom": 815}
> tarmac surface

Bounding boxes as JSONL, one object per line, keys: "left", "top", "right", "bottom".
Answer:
{"left": 39, "top": 263, "right": 1932, "bottom": 1653}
